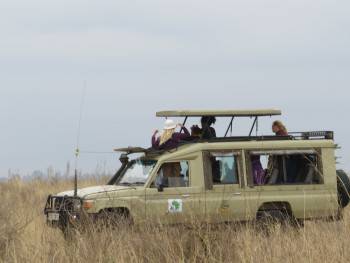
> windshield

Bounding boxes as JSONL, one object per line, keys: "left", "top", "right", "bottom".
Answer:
{"left": 118, "top": 159, "right": 157, "bottom": 186}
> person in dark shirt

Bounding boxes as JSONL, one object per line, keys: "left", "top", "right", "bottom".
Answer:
{"left": 251, "top": 155, "right": 266, "bottom": 185}
{"left": 201, "top": 116, "right": 217, "bottom": 139}
{"left": 152, "top": 119, "right": 190, "bottom": 150}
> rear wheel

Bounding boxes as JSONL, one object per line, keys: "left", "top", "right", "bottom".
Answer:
{"left": 256, "top": 209, "right": 302, "bottom": 231}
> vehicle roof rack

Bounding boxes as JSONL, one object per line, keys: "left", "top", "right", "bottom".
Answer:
{"left": 156, "top": 109, "right": 281, "bottom": 118}
{"left": 113, "top": 131, "right": 333, "bottom": 158}
{"left": 114, "top": 146, "right": 166, "bottom": 156}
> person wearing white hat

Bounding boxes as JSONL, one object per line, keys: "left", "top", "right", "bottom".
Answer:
{"left": 152, "top": 119, "right": 190, "bottom": 150}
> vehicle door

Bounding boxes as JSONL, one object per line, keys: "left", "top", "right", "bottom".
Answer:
{"left": 145, "top": 160, "right": 203, "bottom": 224}
{"left": 203, "top": 151, "right": 247, "bottom": 223}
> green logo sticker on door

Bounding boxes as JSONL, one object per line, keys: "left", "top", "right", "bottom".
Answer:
{"left": 168, "top": 199, "right": 183, "bottom": 213}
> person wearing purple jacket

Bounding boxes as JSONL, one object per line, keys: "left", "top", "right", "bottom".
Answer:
{"left": 251, "top": 155, "right": 266, "bottom": 185}
{"left": 152, "top": 119, "right": 190, "bottom": 150}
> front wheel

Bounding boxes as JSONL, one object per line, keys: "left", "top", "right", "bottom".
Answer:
{"left": 97, "top": 208, "right": 133, "bottom": 229}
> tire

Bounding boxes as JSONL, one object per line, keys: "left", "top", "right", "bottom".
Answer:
{"left": 256, "top": 209, "right": 302, "bottom": 230}
{"left": 98, "top": 208, "right": 132, "bottom": 229}
{"left": 257, "top": 210, "right": 285, "bottom": 224}
{"left": 337, "top": 170, "right": 350, "bottom": 208}
{"left": 62, "top": 223, "right": 79, "bottom": 241}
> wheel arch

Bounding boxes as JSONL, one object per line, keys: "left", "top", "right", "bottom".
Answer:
{"left": 256, "top": 201, "right": 294, "bottom": 219}
{"left": 99, "top": 206, "right": 132, "bottom": 219}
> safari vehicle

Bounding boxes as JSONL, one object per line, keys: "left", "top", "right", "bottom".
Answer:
{"left": 44, "top": 109, "right": 350, "bottom": 232}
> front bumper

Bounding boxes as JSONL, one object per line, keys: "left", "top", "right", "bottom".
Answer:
{"left": 44, "top": 195, "right": 84, "bottom": 229}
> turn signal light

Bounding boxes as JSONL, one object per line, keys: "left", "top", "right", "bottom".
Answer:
{"left": 83, "top": 200, "right": 94, "bottom": 210}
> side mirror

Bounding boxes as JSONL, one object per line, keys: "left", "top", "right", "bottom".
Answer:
{"left": 157, "top": 184, "right": 164, "bottom": 192}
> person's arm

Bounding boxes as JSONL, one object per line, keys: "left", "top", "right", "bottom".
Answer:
{"left": 181, "top": 126, "right": 190, "bottom": 135}
{"left": 174, "top": 125, "right": 190, "bottom": 140}
{"left": 152, "top": 130, "right": 160, "bottom": 148}
{"left": 177, "top": 124, "right": 190, "bottom": 135}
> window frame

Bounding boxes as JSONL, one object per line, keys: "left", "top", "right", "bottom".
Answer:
{"left": 245, "top": 148, "right": 324, "bottom": 186}
{"left": 204, "top": 150, "right": 243, "bottom": 188}
{"left": 116, "top": 159, "right": 157, "bottom": 186}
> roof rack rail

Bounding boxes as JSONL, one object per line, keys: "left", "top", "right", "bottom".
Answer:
{"left": 113, "top": 131, "right": 334, "bottom": 158}
{"left": 177, "top": 131, "right": 334, "bottom": 145}
{"left": 289, "top": 131, "right": 334, "bottom": 140}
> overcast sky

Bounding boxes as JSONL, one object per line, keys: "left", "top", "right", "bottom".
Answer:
{"left": 1, "top": 0, "right": 349, "bottom": 177}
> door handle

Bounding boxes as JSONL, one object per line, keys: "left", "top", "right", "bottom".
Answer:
{"left": 182, "top": 194, "right": 191, "bottom": 198}
{"left": 233, "top": 192, "right": 241, "bottom": 196}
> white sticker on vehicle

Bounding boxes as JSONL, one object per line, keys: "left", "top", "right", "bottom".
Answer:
{"left": 168, "top": 199, "right": 183, "bottom": 213}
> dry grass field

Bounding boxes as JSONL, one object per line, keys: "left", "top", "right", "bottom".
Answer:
{"left": 1, "top": 177, "right": 350, "bottom": 263}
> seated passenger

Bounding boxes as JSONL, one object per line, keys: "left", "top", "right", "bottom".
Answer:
{"left": 201, "top": 116, "right": 217, "bottom": 139}
{"left": 272, "top": 120, "right": 288, "bottom": 136}
{"left": 160, "top": 163, "right": 182, "bottom": 187}
{"left": 265, "top": 121, "right": 288, "bottom": 184}
{"left": 221, "top": 162, "right": 236, "bottom": 184}
{"left": 152, "top": 119, "right": 190, "bottom": 150}
{"left": 251, "top": 155, "right": 266, "bottom": 185}
{"left": 266, "top": 155, "right": 283, "bottom": 184}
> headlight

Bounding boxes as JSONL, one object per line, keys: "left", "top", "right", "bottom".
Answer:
{"left": 73, "top": 199, "right": 82, "bottom": 211}
{"left": 83, "top": 200, "right": 95, "bottom": 210}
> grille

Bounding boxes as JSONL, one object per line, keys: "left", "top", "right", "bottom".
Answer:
{"left": 45, "top": 196, "right": 80, "bottom": 213}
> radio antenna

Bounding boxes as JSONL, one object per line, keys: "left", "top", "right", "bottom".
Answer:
{"left": 74, "top": 82, "right": 87, "bottom": 197}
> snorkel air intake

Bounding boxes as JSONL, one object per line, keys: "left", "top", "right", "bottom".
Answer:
{"left": 108, "top": 154, "right": 129, "bottom": 185}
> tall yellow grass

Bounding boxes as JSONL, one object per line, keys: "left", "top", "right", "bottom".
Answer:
{"left": 1, "top": 177, "right": 349, "bottom": 263}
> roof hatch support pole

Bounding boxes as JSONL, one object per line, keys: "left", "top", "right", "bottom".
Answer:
{"left": 249, "top": 116, "right": 258, "bottom": 137}
{"left": 224, "top": 116, "right": 235, "bottom": 137}
{"left": 179, "top": 116, "right": 188, "bottom": 133}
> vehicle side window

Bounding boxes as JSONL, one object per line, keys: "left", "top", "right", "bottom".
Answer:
{"left": 247, "top": 150, "right": 323, "bottom": 185}
{"left": 152, "top": 161, "right": 190, "bottom": 188}
{"left": 210, "top": 153, "right": 239, "bottom": 185}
